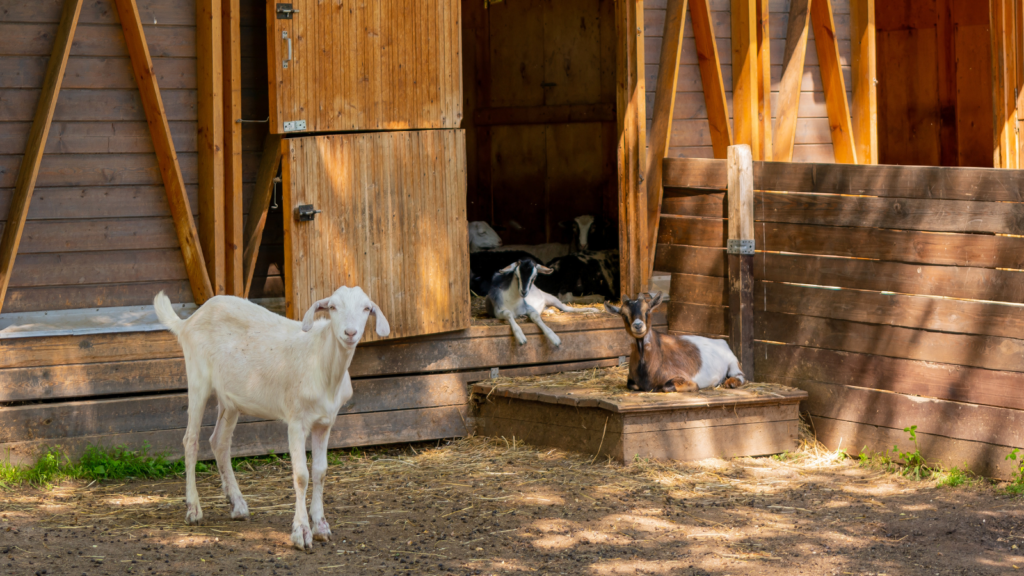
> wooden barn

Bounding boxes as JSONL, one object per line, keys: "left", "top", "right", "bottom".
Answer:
{"left": 4, "top": 0, "right": 1024, "bottom": 478}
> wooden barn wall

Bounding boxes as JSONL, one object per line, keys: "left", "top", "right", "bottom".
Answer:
{"left": 0, "top": 0, "right": 280, "bottom": 313}
{"left": 643, "top": 0, "right": 852, "bottom": 163}
{"left": 660, "top": 157, "right": 1024, "bottom": 478}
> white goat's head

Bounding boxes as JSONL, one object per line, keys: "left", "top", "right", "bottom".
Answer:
{"left": 301, "top": 286, "right": 390, "bottom": 347}
{"left": 468, "top": 221, "right": 502, "bottom": 250}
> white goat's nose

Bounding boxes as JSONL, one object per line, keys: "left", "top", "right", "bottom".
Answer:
{"left": 344, "top": 329, "right": 357, "bottom": 337}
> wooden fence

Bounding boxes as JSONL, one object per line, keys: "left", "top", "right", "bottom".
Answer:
{"left": 657, "top": 156, "right": 1024, "bottom": 477}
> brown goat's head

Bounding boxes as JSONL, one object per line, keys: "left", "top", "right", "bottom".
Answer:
{"left": 606, "top": 291, "right": 664, "bottom": 339}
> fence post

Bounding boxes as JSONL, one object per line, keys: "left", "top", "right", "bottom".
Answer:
{"left": 727, "top": 144, "right": 755, "bottom": 376}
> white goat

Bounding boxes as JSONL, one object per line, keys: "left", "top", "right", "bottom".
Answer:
{"left": 468, "top": 221, "right": 569, "bottom": 262}
{"left": 153, "top": 287, "right": 390, "bottom": 551}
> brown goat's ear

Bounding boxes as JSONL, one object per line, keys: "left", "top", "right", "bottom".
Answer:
{"left": 648, "top": 291, "right": 665, "bottom": 311}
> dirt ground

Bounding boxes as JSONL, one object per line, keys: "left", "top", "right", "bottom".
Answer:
{"left": 2, "top": 436, "right": 1024, "bottom": 576}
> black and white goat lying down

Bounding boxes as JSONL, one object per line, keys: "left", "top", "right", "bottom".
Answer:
{"left": 486, "top": 258, "right": 600, "bottom": 346}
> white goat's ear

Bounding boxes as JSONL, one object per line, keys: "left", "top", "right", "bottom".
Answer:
{"left": 498, "top": 262, "right": 518, "bottom": 274}
{"left": 301, "top": 298, "right": 331, "bottom": 332}
{"left": 648, "top": 291, "right": 665, "bottom": 311}
{"left": 537, "top": 265, "right": 554, "bottom": 275}
{"left": 370, "top": 302, "right": 390, "bottom": 337}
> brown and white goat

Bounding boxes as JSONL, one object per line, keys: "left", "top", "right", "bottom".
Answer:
{"left": 607, "top": 292, "right": 745, "bottom": 393}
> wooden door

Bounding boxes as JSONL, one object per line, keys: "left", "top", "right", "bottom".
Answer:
{"left": 267, "top": 0, "right": 463, "bottom": 134}
{"left": 281, "top": 130, "right": 469, "bottom": 341}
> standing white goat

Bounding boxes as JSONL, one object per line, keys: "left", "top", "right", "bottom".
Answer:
{"left": 153, "top": 287, "right": 390, "bottom": 551}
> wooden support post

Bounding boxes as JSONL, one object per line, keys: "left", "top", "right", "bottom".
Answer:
{"left": 222, "top": 0, "right": 243, "bottom": 295}
{"left": 773, "top": 0, "right": 809, "bottom": 162}
{"left": 691, "top": 0, "right": 732, "bottom": 159}
{"left": 810, "top": 0, "right": 857, "bottom": 163}
{"left": 197, "top": 0, "right": 225, "bottom": 294}
{"left": 242, "top": 134, "right": 283, "bottom": 298}
{"left": 732, "top": 0, "right": 760, "bottom": 159}
{"left": 0, "top": 0, "right": 83, "bottom": 314}
{"left": 755, "top": 0, "right": 772, "bottom": 161}
{"left": 850, "top": 0, "right": 878, "bottom": 164}
{"left": 616, "top": 0, "right": 648, "bottom": 296}
{"left": 645, "top": 0, "right": 688, "bottom": 281}
{"left": 991, "top": 0, "right": 1019, "bottom": 169}
{"left": 727, "top": 145, "right": 754, "bottom": 376}
{"left": 115, "top": 0, "right": 214, "bottom": 304}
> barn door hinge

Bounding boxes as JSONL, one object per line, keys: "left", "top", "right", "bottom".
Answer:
{"left": 727, "top": 239, "right": 755, "bottom": 255}
{"left": 276, "top": 3, "right": 299, "bottom": 18}
{"left": 295, "top": 204, "right": 321, "bottom": 222}
{"left": 283, "top": 120, "right": 306, "bottom": 132}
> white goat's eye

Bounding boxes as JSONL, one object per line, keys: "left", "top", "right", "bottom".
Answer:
{"left": 363, "top": 307, "right": 371, "bottom": 313}
{"left": 328, "top": 305, "right": 336, "bottom": 310}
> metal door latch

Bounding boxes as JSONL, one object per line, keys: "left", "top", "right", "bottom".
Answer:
{"left": 295, "top": 204, "right": 321, "bottom": 222}
{"left": 276, "top": 3, "right": 299, "bottom": 18}
{"left": 282, "top": 30, "right": 291, "bottom": 68}
{"left": 727, "top": 239, "right": 755, "bottom": 255}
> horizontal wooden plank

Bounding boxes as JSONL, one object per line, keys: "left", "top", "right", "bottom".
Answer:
{"left": 662, "top": 188, "right": 725, "bottom": 217}
{"left": 5, "top": 217, "right": 180, "bottom": 253}
{"left": 0, "top": 405, "right": 470, "bottom": 466}
{"left": 665, "top": 302, "right": 727, "bottom": 336}
{"left": 658, "top": 216, "right": 1024, "bottom": 267}
{"left": 0, "top": 23, "right": 197, "bottom": 58}
{"left": 669, "top": 273, "right": 727, "bottom": 306}
{"left": 0, "top": 120, "right": 198, "bottom": 155}
{"left": 663, "top": 158, "right": 1024, "bottom": 202}
{"left": 758, "top": 311, "right": 1024, "bottom": 373}
{"left": 474, "top": 104, "right": 615, "bottom": 125}
{"left": 808, "top": 415, "right": 1019, "bottom": 479}
{"left": 0, "top": 185, "right": 199, "bottom": 219}
{"left": 0, "top": 153, "right": 199, "bottom": 188}
{"left": 653, "top": 244, "right": 725, "bottom": 276}
{"left": 0, "top": 56, "right": 195, "bottom": 89}
{"left": 795, "top": 380, "right": 1024, "bottom": 450}
{"left": 2, "top": 280, "right": 194, "bottom": 314}
{"left": 756, "top": 342, "right": 1024, "bottom": 412}
{"left": 0, "top": 1, "right": 196, "bottom": 26}
{"left": 0, "top": 88, "right": 197, "bottom": 122}
{"left": 9, "top": 248, "right": 187, "bottom": 287}
{"left": 0, "top": 330, "right": 183, "bottom": 369}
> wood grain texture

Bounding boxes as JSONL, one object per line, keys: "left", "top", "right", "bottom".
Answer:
{"left": 755, "top": 0, "right": 772, "bottom": 161}
{"left": 197, "top": 0, "right": 225, "bottom": 295}
{"left": 241, "top": 133, "right": 282, "bottom": 298}
{"left": 773, "top": 0, "right": 810, "bottom": 162}
{"left": 222, "top": 0, "right": 243, "bottom": 295}
{"left": 810, "top": 0, "right": 857, "bottom": 163}
{"left": 731, "top": 0, "right": 760, "bottom": 159}
{"left": 849, "top": 0, "right": 877, "bottom": 164}
{"left": 990, "top": 0, "right": 1018, "bottom": 168}
{"left": 617, "top": 0, "right": 649, "bottom": 295}
{"left": 645, "top": 0, "right": 688, "bottom": 281}
{"left": 114, "top": 0, "right": 213, "bottom": 304}
{"left": 283, "top": 131, "right": 469, "bottom": 341}
{"left": 690, "top": 0, "right": 732, "bottom": 158}
{"left": 267, "top": 0, "right": 462, "bottom": 133}
{"left": 0, "top": 0, "right": 83, "bottom": 314}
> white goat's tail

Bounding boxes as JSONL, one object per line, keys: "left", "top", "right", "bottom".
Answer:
{"left": 153, "top": 291, "right": 185, "bottom": 336}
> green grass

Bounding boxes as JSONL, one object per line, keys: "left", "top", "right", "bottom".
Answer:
{"left": 934, "top": 465, "right": 974, "bottom": 488}
{"left": 0, "top": 443, "right": 212, "bottom": 488}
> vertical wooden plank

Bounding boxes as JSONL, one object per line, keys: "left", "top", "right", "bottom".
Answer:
{"left": 850, "top": 0, "right": 878, "bottom": 164}
{"left": 991, "top": 0, "right": 1019, "bottom": 169}
{"left": 266, "top": 1, "right": 284, "bottom": 133}
{"left": 755, "top": 0, "right": 772, "bottom": 161}
{"left": 773, "top": 0, "right": 809, "bottom": 162}
{"left": 936, "top": 0, "right": 958, "bottom": 166}
{"left": 0, "top": 0, "right": 83, "bottom": 314}
{"left": 810, "top": 0, "right": 858, "bottom": 164}
{"left": 242, "top": 134, "right": 284, "bottom": 299}
{"left": 690, "top": 0, "right": 732, "bottom": 160}
{"left": 222, "top": 0, "right": 243, "bottom": 295}
{"left": 645, "top": 0, "right": 688, "bottom": 280}
{"left": 197, "top": 0, "right": 225, "bottom": 294}
{"left": 732, "top": 0, "right": 760, "bottom": 159}
{"left": 727, "top": 144, "right": 753, "bottom": 375}
{"left": 114, "top": 0, "right": 213, "bottom": 304}
{"left": 617, "top": 0, "right": 648, "bottom": 295}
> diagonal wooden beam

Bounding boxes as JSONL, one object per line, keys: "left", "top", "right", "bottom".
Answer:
{"left": 691, "top": 0, "right": 732, "bottom": 159}
{"left": 755, "top": 0, "right": 772, "bottom": 160}
{"left": 0, "top": 0, "right": 83, "bottom": 314}
{"left": 850, "top": 0, "right": 878, "bottom": 164}
{"left": 774, "top": 0, "right": 811, "bottom": 162}
{"left": 732, "top": 0, "right": 760, "bottom": 159}
{"left": 242, "top": 133, "right": 283, "bottom": 298}
{"left": 810, "top": 0, "right": 857, "bottom": 163}
{"left": 114, "top": 0, "right": 214, "bottom": 304}
{"left": 645, "top": 0, "right": 688, "bottom": 281}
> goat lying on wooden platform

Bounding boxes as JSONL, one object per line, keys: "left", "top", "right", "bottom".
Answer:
{"left": 607, "top": 292, "right": 744, "bottom": 393}
{"left": 487, "top": 258, "right": 600, "bottom": 347}
{"left": 154, "top": 287, "right": 390, "bottom": 551}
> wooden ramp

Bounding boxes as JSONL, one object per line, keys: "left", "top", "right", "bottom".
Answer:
{"left": 472, "top": 368, "right": 806, "bottom": 463}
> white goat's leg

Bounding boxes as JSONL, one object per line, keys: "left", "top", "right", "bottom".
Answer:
{"left": 527, "top": 310, "right": 561, "bottom": 347}
{"left": 182, "top": 374, "right": 212, "bottom": 526}
{"left": 309, "top": 424, "right": 332, "bottom": 541}
{"left": 287, "top": 423, "right": 313, "bottom": 551}
{"left": 545, "top": 295, "right": 600, "bottom": 314}
{"left": 496, "top": 309, "right": 527, "bottom": 345}
{"left": 210, "top": 404, "right": 248, "bottom": 520}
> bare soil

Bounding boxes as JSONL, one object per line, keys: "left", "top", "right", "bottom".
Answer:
{"left": 2, "top": 436, "right": 1023, "bottom": 576}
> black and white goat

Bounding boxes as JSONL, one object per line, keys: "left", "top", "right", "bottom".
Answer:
{"left": 486, "top": 258, "right": 600, "bottom": 346}
{"left": 536, "top": 250, "right": 620, "bottom": 302}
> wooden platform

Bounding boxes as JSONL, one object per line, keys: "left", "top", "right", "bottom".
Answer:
{"left": 472, "top": 371, "right": 807, "bottom": 462}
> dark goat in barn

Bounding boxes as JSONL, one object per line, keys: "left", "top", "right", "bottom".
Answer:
{"left": 470, "top": 250, "right": 539, "bottom": 295}
{"left": 607, "top": 292, "right": 745, "bottom": 393}
{"left": 535, "top": 250, "right": 619, "bottom": 302}
{"left": 562, "top": 215, "right": 617, "bottom": 253}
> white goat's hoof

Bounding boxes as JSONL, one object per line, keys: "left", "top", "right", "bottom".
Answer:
{"left": 291, "top": 522, "right": 313, "bottom": 551}
{"left": 549, "top": 335, "right": 562, "bottom": 347}
{"left": 185, "top": 502, "right": 203, "bottom": 526}
{"left": 312, "top": 518, "right": 332, "bottom": 542}
{"left": 515, "top": 336, "right": 527, "bottom": 346}
{"left": 229, "top": 495, "right": 249, "bottom": 520}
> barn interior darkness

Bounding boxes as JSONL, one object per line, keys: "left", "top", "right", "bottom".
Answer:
{"left": 875, "top": 0, "right": 994, "bottom": 167}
